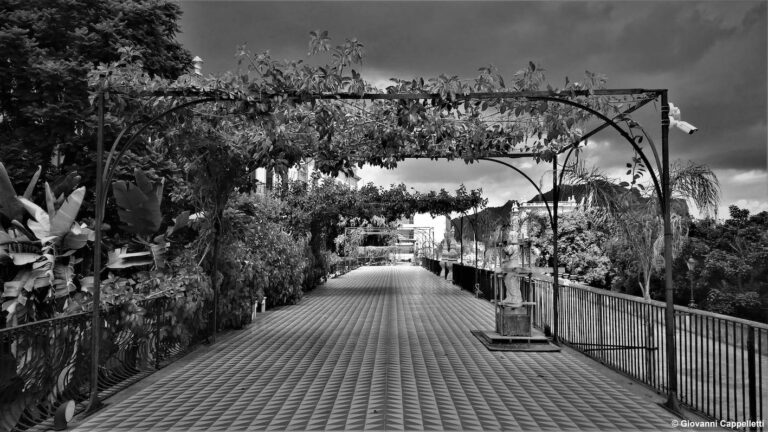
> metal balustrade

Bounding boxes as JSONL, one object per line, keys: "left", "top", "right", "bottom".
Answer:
{"left": 451, "top": 264, "right": 495, "bottom": 300}
{"left": 421, "top": 258, "right": 443, "bottom": 277}
{"left": 0, "top": 295, "right": 211, "bottom": 431}
{"left": 328, "top": 257, "right": 362, "bottom": 277}
{"left": 431, "top": 261, "right": 767, "bottom": 429}
{"left": 525, "top": 271, "right": 766, "bottom": 428}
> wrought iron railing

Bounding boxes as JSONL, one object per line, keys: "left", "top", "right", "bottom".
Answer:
{"left": 520, "top": 274, "right": 767, "bottom": 429}
{"left": 438, "top": 262, "right": 767, "bottom": 428}
{"left": 421, "top": 258, "right": 442, "bottom": 277}
{"left": 452, "top": 264, "right": 495, "bottom": 300}
{"left": 0, "top": 295, "right": 211, "bottom": 431}
{"left": 328, "top": 257, "right": 361, "bottom": 277}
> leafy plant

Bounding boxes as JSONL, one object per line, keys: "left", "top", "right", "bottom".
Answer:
{"left": 0, "top": 163, "right": 93, "bottom": 325}
{"left": 109, "top": 169, "right": 189, "bottom": 271}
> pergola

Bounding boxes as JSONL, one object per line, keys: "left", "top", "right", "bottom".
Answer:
{"left": 90, "top": 84, "right": 682, "bottom": 411}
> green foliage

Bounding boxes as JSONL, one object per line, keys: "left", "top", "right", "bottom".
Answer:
{"left": 569, "top": 160, "right": 720, "bottom": 299}
{"left": 113, "top": 169, "right": 165, "bottom": 236}
{"left": 212, "top": 194, "right": 308, "bottom": 328}
{"left": 682, "top": 206, "right": 768, "bottom": 321}
{"left": 92, "top": 30, "right": 624, "bottom": 182}
{"left": 278, "top": 175, "right": 484, "bottom": 286}
{"left": 529, "top": 209, "right": 613, "bottom": 287}
{"left": 705, "top": 288, "right": 761, "bottom": 318}
{"left": 0, "top": 165, "right": 94, "bottom": 325}
{"left": 0, "top": 0, "right": 191, "bottom": 197}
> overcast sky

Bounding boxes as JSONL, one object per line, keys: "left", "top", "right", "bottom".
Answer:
{"left": 178, "top": 1, "right": 767, "bottom": 217}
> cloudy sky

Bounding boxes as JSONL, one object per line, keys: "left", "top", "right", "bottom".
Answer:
{"left": 178, "top": 1, "right": 767, "bottom": 217}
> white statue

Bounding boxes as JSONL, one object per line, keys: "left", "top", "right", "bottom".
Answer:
{"left": 500, "top": 201, "right": 523, "bottom": 307}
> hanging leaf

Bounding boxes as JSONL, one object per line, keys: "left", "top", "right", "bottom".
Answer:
{"left": 112, "top": 169, "right": 164, "bottom": 236}
{"left": 61, "top": 223, "right": 94, "bottom": 250}
{"left": 8, "top": 252, "right": 40, "bottom": 266}
{"left": 45, "top": 182, "right": 56, "bottom": 221}
{"left": 49, "top": 186, "right": 85, "bottom": 238}
{"left": 50, "top": 171, "right": 81, "bottom": 201}
{"left": 169, "top": 211, "right": 190, "bottom": 236}
{"left": 79, "top": 276, "right": 94, "bottom": 294}
{"left": 52, "top": 256, "right": 78, "bottom": 298}
{"left": 150, "top": 241, "right": 168, "bottom": 270}
{"left": 23, "top": 165, "right": 42, "bottom": 199}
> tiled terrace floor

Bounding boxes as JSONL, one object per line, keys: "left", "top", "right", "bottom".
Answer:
{"left": 74, "top": 266, "right": 678, "bottom": 431}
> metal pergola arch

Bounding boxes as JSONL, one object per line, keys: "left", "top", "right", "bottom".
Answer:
{"left": 89, "top": 86, "right": 680, "bottom": 412}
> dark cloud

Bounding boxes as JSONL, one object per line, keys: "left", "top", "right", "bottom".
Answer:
{"left": 178, "top": 1, "right": 768, "bottom": 213}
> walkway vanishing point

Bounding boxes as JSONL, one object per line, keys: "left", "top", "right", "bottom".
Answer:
{"left": 73, "top": 266, "right": 681, "bottom": 431}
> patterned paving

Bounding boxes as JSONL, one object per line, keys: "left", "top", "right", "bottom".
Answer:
{"left": 74, "top": 266, "right": 677, "bottom": 431}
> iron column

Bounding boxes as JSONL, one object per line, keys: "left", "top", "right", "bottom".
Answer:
{"left": 661, "top": 90, "right": 680, "bottom": 412}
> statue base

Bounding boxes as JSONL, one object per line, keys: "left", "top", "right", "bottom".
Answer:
{"left": 495, "top": 303, "right": 533, "bottom": 337}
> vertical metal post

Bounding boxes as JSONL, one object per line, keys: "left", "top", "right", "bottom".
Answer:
{"left": 552, "top": 156, "right": 560, "bottom": 343}
{"left": 155, "top": 300, "right": 162, "bottom": 369}
{"left": 211, "top": 208, "right": 223, "bottom": 343}
{"left": 473, "top": 206, "right": 478, "bottom": 287}
{"left": 460, "top": 217, "right": 464, "bottom": 265}
{"left": 747, "top": 326, "right": 757, "bottom": 429}
{"left": 87, "top": 91, "right": 105, "bottom": 412}
{"left": 661, "top": 90, "right": 680, "bottom": 411}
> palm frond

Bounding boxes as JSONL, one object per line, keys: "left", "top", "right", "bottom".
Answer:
{"left": 670, "top": 160, "right": 720, "bottom": 217}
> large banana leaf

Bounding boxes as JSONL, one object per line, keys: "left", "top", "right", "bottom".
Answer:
{"left": 7, "top": 251, "right": 41, "bottom": 266}
{"left": 3, "top": 268, "right": 51, "bottom": 296}
{"left": 22, "top": 165, "right": 42, "bottom": 199}
{"left": 18, "top": 197, "right": 50, "bottom": 240}
{"left": 0, "top": 162, "right": 24, "bottom": 222}
{"left": 61, "top": 223, "right": 94, "bottom": 250}
{"left": 49, "top": 185, "right": 85, "bottom": 238}
{"left": 112, "top": 169, "right": 164, "bottom": 236}
{"left": 18, "top": 185, "right": 86, "bottom": 244}
{"left": 0, "top": 227, "right": 40, "bottom": 264}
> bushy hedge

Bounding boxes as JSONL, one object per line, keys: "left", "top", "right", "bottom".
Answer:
{"left": 214, "top": 194, "right": 310, "bottom": 329}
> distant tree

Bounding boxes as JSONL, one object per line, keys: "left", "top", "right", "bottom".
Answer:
{"left": 530, "top": 209, "right": 613, "bottom": 287}
{"left": 682, "top": 206, "right": 768, "bottom": 321}
{"left": 0, "top": 0, "right": 192, "bottom": 192}
{"left": 571, "top": 160, "right": 720, "bottom": 300}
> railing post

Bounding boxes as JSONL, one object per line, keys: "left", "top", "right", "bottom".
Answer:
{"left": 87, "top": 91, "right": 104, "bottom": 413}
{"left": 747, "top": 326, "right": 757, "bottom": 430}
{"left": 552, "top": 156, "right": 560, "bottom": 343}
{"left": 155, "top": 300, "right": 162, "bottom": 369}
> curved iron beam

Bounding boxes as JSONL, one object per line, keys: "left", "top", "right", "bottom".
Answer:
{"left": 99, "top": 97, "right": 218, "bottom": 214}
{"left": 558, "top": 144, "right": 579, "bottom": 191}
{"left": 478, "top": 157, "right": 554, "bottom": 229}
{"left": 523, "top": 95, "right": 664, "bottom": 209}
{"left": 556, "top": 95, "right": 657, "bottom": 157}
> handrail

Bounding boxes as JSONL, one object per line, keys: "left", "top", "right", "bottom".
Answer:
{"left": 526, "top": 273, "right": 768, "bottom": 330}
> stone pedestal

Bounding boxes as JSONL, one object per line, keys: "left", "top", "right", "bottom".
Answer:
{"left": 496, "top": 261, "right": 532, "bottom": 337}
{"left": 496, "top": 304, "right": 531, "bottom": 337}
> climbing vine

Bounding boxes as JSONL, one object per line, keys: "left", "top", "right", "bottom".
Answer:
{"left": 88, "top": 32, "right": 656, "bottom": 180}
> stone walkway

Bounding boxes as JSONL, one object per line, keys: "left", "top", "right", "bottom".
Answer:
{"left": 74, "top": 266, "right": 678, "bottom": 431}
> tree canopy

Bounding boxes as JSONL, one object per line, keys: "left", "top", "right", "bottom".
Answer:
{"left": 0, "top": 0, "right": 192, "bottom": 191}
